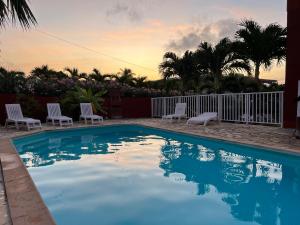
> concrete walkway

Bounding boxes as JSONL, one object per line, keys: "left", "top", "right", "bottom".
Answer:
{"left": 1, "top": 118, "right": 300, "bottom": 153}
{"left": 0, "top": 161, "right": 12, "bottom": 225}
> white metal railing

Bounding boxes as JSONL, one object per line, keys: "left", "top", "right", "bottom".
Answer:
{"left": 151, "top": 92, "right": 284, "bottom": 126}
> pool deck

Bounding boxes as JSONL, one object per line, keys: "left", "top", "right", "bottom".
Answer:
{"left": 0, "top": 118, "right": 300, "bottom": 225}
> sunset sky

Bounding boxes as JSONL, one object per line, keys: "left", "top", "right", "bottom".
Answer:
{"left": 0, "top": 0, "right": 287, "bottom": 82}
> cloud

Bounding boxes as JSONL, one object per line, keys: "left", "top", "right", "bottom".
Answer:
{"left": 106, "top": 2, "right": 143, "bottom": 23}
{"left": 167, "top": 33, "right": 200, "bottom": 53}
{"left": 166, "top": 19, "right": 238, "bottom": 53}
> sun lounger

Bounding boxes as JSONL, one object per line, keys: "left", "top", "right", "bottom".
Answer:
{"left": 47, "top": 103, "right": 73, "bottom": 127}
{"left": 187, "top": 112, "right": 218, "bottom": 126}
{"left": 79, "top": 103, "right": 103, "bottom": 124}
{"left": 162, "top": 103, "right": 187, "bottom": 122}
{"left": 5, "top": 104, "right": 42, "bottom": 130}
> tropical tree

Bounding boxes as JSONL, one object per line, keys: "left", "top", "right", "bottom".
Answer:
{"left": 65, "top": 67, "right": 87, "bottom": 80}
{"left": 0, "top": 0, "right": 36, "bottom": 28}
{"left": 27, "top": 65, "right": 70, "bottom": 96}
{"left": 221, "top": 73, "right": 260, "bottom": 93}
{"left": 159, "top": 50, "right": 199, "bottom": 90}
{"left": 0, "top": 67, "right": 27, "bottom": 93}
{"left": 134, "top": 76, "right": 147, "bottom": 87}
{"left": 235, "top": 20, "right": 287, "bottom": 80}
{"left": 16, "top": 93, "right": 40, "bottom": 117}
{"left": 89, "top": 68, "right": 111, "bottom": 82}
{"left": 61, "top": 87, "right": 107, "bottom": 117}
{"left": 195, "top": 38, "right": 251, "bottom": 92}
{"left": 31, "top": 65, "right": 67, "bottom": 80}
{"left": 114, "top": 68, "right": 136, "bottom": 86}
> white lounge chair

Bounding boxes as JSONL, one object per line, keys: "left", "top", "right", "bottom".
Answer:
{"left": 79, "top": 103, "right": 103, "bottom": 125}
{"left": 5, "top": 104, "right": 42, "bottom": 130}
{"left": 162, "top": 103, "right": 187, "bottom": 122}
{"left": 46, "top": 103, "right": 73, "bottom": 127}
{"left": 187, "top": 112, "right": 218, "bottom": 126}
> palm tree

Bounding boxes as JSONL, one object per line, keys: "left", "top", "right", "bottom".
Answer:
{"left": 195, "top": 38, "right": 251, "bottom": 92}
{"left": 31, "top": 65, "right": 67, "bottom": 80}
{"left": 31, "top": 65, "right": 52, "bottom": 79}
{"left": 115, "top": 68, "right": 136, "bottom": 86}
{"left": 0, "top": 67, "right": 26, "bottom": 93}
{"left": 76, "top": 88, "right": 106, "bottom": 113}
{"left": 221, "top": 73, "right": 260, "bottom": 93}
{"left": 159, "top": 50, "right": 199, "bottom": 90}
{"left": 134, "top": 76, "right": 147, "bottom": 87}
{"left": 64, "top": 67, "right": 87, "bottom": 80}
{"left": 0, "top": 0, "right": 36, "bottom": 28}
{"left": 235, "top": 20, "right": 287, "bottom": 80}
{"left": 61, "top": 87, "right": 107, "bottom": 117}
{"left": 89, "top": 68, "right": 111, "bottom": 82}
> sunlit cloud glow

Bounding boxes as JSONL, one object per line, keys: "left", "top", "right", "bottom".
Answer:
{"left": 0, "top": 0, "right": 287, "bottom": 82}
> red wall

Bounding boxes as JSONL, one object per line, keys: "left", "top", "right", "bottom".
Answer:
{"left": 283, "top": 0, "right": 300, "bottom": 128}
{"left": 103, "top": 97, "right": 151, "bottom": 119}
{"left": 0, "top": 94, "right": 58, "bottom": 125}
{"left": 121, "top": 97, "right": 151, "bottom": 118}
{"left": 0, "top": 94, "right": 17, "bottom": 125}
{"left": 0, "top": 94, "right": 151, "bottom": 125}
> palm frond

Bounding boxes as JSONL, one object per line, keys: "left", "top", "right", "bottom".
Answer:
{"left": 1, "top": 0, "right": 37, "bottom": 28}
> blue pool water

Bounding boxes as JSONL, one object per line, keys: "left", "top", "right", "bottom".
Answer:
{"left": 13, "top": 125, "right": 300, "bottom": 225}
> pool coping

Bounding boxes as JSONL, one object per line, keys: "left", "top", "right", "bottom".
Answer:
{"left": 12, "top": 123, "right": 300, "bottom": 157}
{"left": 0, "top": 138, "right": 56, "bottom": 225}
{"left": 138, "top": 124, "right": 300, "bottom": 157}
{"left": 1, "top": 122, "right": 300, "bottom": 225}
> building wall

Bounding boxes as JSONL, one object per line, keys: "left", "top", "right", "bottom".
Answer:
{"left": 283, "top": 0, "right": 300, "bottom": 128}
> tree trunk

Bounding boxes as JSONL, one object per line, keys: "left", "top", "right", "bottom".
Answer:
{"left": 214, "top": 73, "right": 222, "bottom": 93}
{"left": 255, "top": 63, "right": 260, "bottom": 80}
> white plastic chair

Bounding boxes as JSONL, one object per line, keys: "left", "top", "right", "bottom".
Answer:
{"left": 187, "top": 112, "right": 218, "bottom": 126}
{"left": 162, "top": 103, "right": 187, "bottom": 122}
{"left": 5, "top": 104, "right": 42, "bottom": 130}
{"left": 46, "top": 103, "right": 73, "bottom": 127}
{"left": 79, "top": 103, "right": 103, "bottom": 125}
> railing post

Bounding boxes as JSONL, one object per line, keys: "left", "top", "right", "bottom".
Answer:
{"left": 244, "top": 94, "right": 248, "bottom": 124}
{"left": 281, "top": 92, "right": 284, "bottom": 128}
{"left": 179, "top": 96, "right": 182, "bottom": 103}
{"left": 196, "top": 95, "right": 200, "bottom": 116}
{"left": 163, "top": 98, "right": 166, "bottom": 117}
{"left": 218, "top": 94, "right": 222, "bottom": 122}
{"left": 151, "top": 98, "right": 153, "bottom": 117}
{"left": 246, "top": 94, "right": 251, "bottom": 124}
{"left": 154, "top": 91, "right": 282, "bottom": 125}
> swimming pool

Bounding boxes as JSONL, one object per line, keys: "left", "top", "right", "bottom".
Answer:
{"left": 13, "top": 125, "right": 300, "bottom": 225}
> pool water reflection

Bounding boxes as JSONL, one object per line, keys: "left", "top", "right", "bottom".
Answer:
{"left": 13, "top": 125, "right": 300, "bottom": 225}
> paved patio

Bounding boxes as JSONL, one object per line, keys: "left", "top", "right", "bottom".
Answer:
{"left": 0, "top": 118, "right": 300, "bottom": 225}
{"left": 0, "top": 162, "right": 12, "bottom": 225}
{"left": 1, "top": 118, "right": 300, "bottom": 152}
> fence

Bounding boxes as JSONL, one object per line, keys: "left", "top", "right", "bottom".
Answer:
{"left": 151, "top": 92, "right": 284, "bottom": 126}
{"left": 0, "top": 94, "right": 151, "bottom": 125}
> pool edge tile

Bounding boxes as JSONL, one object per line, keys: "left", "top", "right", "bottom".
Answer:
{"left": 0, "top": 138, "right": 56, "bottom": 225}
